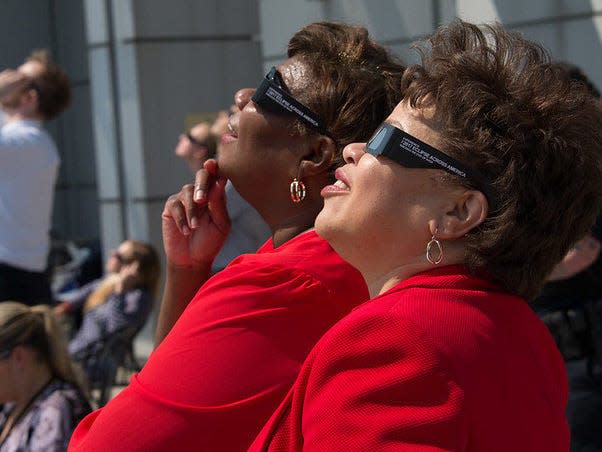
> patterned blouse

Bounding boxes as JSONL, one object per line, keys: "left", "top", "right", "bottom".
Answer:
{"left": 0, "top": 380, "right": 91, "bottom": 452}
{"left": 67, "top": 287, "right": 152, "bottom": 358}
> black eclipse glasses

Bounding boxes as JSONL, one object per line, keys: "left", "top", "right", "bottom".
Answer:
{"left": 114, "top": 251, "right": 135, "bottom": 265}
{"left": 185, "top": 131, "right": 210, "bottom": 149}
{"left": 366, "top": 122, "right": 497, "bottom": 209}
{"left": 251, "top": 66, "right": 329, "bottom": 136}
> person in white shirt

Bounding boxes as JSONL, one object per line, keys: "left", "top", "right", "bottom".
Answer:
{"left": 0, "top": 50, "right": 71, "bottom": 305}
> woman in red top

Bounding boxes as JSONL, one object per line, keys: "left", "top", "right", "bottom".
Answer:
{"left": 250, "top": 21, "right": 602, "bottom": 451}
{"left": 69, "top": 22, "right": 405, "bottom": 451}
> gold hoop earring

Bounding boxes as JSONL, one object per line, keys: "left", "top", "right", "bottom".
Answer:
{"left": 426, "top": 233, "right": 443, "bottom": 265}
{"left": 290, "top": 178, "right": 306, "bottom": 203}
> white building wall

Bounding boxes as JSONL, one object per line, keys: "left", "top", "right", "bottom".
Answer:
{"left": 83, "top": 0, "right": 262, "bottom": 261}
{"left": 258, "top": 0, "right": 602, "bottom": 91}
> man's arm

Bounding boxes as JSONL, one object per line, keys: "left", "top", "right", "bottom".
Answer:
{"left": 0, "top": 69, "right": 30, "bottom": 101}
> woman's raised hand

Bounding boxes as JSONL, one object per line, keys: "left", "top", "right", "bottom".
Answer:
{"left": 161, "top": 159, "right": 231, "bottom": 269}
{"left": 115, "top": 261, "right": 141, "bottom": 293}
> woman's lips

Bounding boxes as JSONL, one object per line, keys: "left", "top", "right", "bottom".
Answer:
{"left": 321, "top": 168, "right": 351, "bottom": 197}
{"left": 221, "top": 133, "right": 237, "bottom": 144}
{"left": 320, "top": 184, "right": 349, "bottom": 196}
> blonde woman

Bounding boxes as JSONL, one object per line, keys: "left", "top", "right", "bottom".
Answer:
{"left": 62, "top": 240, "right": 160, "bottom": 359}
{"left": 53, "top": 241, "right": 127, "bottom": 327}
{"left": 0, "top": 302, "right": 90, "bottom": 451}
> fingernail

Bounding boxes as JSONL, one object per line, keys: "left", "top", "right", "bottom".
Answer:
{"left": 194, "top": 189, "right": 204, "bottom": 201}
{"left": 191, "top": 217, "right": 199, "bottom": 229}
{"left": 182, "top": 225, "right": 191, "bottom": 236}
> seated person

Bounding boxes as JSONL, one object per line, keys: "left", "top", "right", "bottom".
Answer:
{"left": 0, "top": 301, "right": 91, "bottom": 451}
{"left": 54, "top": 240, "right": 129, "bottom": 335}
{"left": 54, "top": 240, "right": 160, "bottom": 360}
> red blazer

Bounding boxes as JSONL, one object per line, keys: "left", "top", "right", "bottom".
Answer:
{"left": 251, "top": 265, "right": 569, "bottom": 451}
{"left": 69, "top": 231, "right": 369, "bottom": 452}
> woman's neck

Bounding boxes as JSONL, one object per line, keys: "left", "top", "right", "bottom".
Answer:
{"left": 267, "top": 202, "right": 322, "bottom": 248}
{"left": 271, "top": 224, "right": 314, "bottom": 248}
{"left": 12, "top": 364, "right": 52, "bottom": 417}
{"left": 363, "top": 246, "right": 467, "bottom": 298}
{"left": 0, "top": 368, "right": 52, "bottom": 446}
{"left": 363, "top": 261, "right": 433, "bottom": 298}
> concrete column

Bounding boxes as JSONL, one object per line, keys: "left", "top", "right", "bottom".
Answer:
{"left": 84, "top": 0, "right": 262, "bottom": 259}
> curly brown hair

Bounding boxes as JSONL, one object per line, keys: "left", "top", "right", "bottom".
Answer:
{"left": 287, "top": 21, "right": 406, "bottom": 171}
{"left": 402, "top": 21, "right": 602, "bottom": 300}
{"left": 27, "top": 49, "right": 72, "bottom": 119}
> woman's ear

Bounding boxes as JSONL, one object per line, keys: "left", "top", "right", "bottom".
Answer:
{"left": 435, "top": 189, "right": 488, "bottom": 239}
{"left": 10, "top": 345, "right": 28, "bottom": 368}
{"left": 298, "top": 135, "right": 337, "bottom": 178}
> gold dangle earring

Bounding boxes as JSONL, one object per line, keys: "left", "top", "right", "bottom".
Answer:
{"left": 290, "top": 168, "right": 306, "bottom": 203}
{"left": 426, "top": 228, "right": 444, "bottom": 265}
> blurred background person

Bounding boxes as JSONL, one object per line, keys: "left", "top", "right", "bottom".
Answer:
{"left": 0, "top": 302, "right": 90, "bottom": 451}
{"left": 250, "top": 21, "right": 602, "bottom": 451}
{"left": 175, "top": 117, "right": 269, "bottom": 272}
{"left": 53, "top": 240, "right": 138, "bottom": 335}
{"left": 0, "top": 50, "right": 71, "bottom": 306}
{"left": 532, "top": 62, "right": 602, "bottom": 452}
{"left": 174, "top": 121, "right": 217, "bottom": 174}
{"left": 60, "top": 240, "right": 160, "bottom": 362}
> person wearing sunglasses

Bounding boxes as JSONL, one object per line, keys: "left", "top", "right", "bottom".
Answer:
{"left": 174, "top": 119, "right": 270, "bottom": 273}
{"left": 249, "top": 21, "right": 602, "bottom": 451}
{"left": 174, "top": 122, "right": 218, "bottom": 174}
{"left": 69, "top": 22, "right": 405, "bottom": 452}
{"left": 0, "top": 50, "right": 71, "bottom": 306}
{"left": 53, "top": 240, "right": 133, "bottom": 321}
{"left": 53, "top": 240, "right": 160, "bottom": 367}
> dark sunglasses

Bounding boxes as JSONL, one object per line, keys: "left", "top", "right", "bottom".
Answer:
{"left": 366, "top": 122, "right": 496, "bottom": 209}
{"left": 114, "top": 252, "right": 135, "bottom": 265}
{"left": 251, "top": 66, "right": 329, "bottom": 136}
{"left": 185, "top": 131, "right": 208, "bottom": 148}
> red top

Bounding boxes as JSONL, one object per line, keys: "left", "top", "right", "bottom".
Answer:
{"left": 251, "top": 265, "right": 570, "bottom": 452}
{"left": 69, "top": 231, "right": 369, "bottom": 452}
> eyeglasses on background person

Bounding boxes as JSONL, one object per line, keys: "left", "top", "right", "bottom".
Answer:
{"left": 185, "top": 131, "right": 208, "bottom": 148}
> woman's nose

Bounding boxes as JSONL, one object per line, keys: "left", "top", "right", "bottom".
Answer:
{"left": 234, "top": 88, "right": 256, "bottom": 110}
{"left": 342, "top": 142, "right": 366, "bottom": 164}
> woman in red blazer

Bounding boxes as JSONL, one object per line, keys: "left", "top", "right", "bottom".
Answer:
{"left": 250, "top": 21, "right": 602, "bottom": 451}
{"left": 69, "top": 22, "right": 406, "bottom": 452}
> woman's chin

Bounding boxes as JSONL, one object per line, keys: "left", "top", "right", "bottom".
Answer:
{"left": 314, "top": 209, "right": 333, "bottom": 240}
